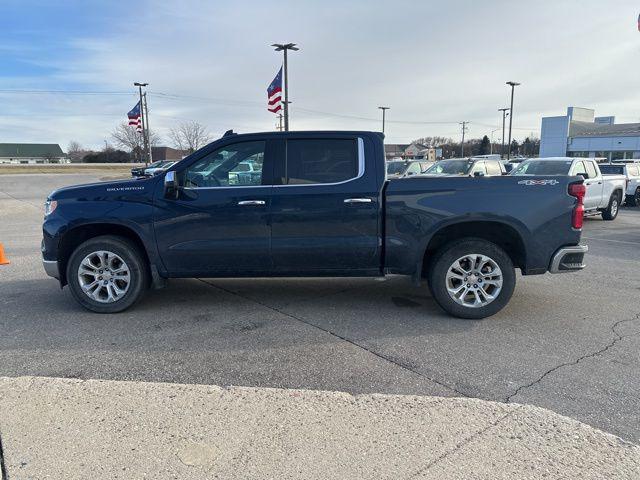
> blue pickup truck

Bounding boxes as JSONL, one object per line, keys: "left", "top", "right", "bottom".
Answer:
{"left": 42, "top": 131, "right": 587, "bottom": 319}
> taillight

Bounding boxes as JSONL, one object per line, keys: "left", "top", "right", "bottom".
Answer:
{"left": 568, "top": 183, "right": 585, "bottom": 229}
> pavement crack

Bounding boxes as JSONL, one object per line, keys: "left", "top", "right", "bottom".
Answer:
{"left": 505, "top": 314, "right": 640, "bottom": 403}
{"left": 404, "top": 407, "right": 521, "bottom": 478}
{"left": 0, "top": 429, "right": 9, "bottom": 480}
{"left": 197, "top": 279, "right": 467, "bottom": 398}
{"left": 0, "top": 190, "right": 41, "bottom": 210}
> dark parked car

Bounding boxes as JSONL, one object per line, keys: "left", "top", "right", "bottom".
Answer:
{"left": 42, "top": 131, "right": 587, "bottom": 319}
{"left": 423, "top": 158, "right": 505, "bottom": 177}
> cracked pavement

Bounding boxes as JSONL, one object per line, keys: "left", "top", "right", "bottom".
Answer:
{"left": 1, "top": 173, "right": 640, "bottom": 444}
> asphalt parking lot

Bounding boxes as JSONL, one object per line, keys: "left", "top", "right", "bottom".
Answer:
{"left": 1, "top": 173, "right": 639, "bottom": 443}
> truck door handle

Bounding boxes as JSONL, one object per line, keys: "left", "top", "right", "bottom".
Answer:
{"left": 238, "top": 200, "right": 266, "bottom": 206}
{"left": 344, "top": 198, "right": 373, "bottom": 204}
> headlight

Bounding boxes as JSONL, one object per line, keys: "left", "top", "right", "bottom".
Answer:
{"left": 44, "top": 200, "right": 58, "bottom": 216}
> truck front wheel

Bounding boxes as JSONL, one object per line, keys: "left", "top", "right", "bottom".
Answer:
{"left": 66, "top": 235, "right": 149, "bottom": 313}
{"left": 428, "top": 238, "right": 515, "bottom": 319}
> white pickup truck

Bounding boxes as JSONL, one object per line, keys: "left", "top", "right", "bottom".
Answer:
{"left": 510, "top": 157, "right": 626, "bottom": 220}
{"left": 599, "top": 163, "right": 640, "bottom": 206}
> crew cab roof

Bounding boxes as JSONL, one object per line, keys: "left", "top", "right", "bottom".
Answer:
{"left": 216, "top": 130, "right": 383, "bottom": 140}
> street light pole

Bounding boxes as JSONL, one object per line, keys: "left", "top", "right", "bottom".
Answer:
{"left": 378, "top": 106, "right": 390, "bottom": 133}
{"left": 272, "top": 43, "right": 299, "bottom": 131}
{"left": 506, "top": 81, "right": 520, "bottom": 160}
{"left": 490, "top": 128, "right": 501, "bottom": 154}
{"left": 134, "top": 82, "right": 149, "bottom": 165}
{"left": 498, "top": 107, "right": 509, "bottom": 159}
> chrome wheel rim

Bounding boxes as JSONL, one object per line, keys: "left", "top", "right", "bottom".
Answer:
{"left": 77, "top": 250, "right": 130, "bottom": 303}
{"left": 611, "top": 198, "right": 618, "bottom": 216}
{"left": 445, "top": 254, "right": 503, "bottom": 308}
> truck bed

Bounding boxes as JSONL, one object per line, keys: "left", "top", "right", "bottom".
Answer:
{"left": 383, "top": 175, "right": 582, "bottom": 276}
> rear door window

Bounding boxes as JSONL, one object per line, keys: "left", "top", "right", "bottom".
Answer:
{"left": 286, "top": 139, "right": 359, "bottom": 185}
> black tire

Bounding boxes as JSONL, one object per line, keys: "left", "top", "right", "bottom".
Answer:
{"left": 428, "top": 238, "right": 515, "bottom": 320}
{"left": 66, "top": 235, "right": 149, "bottom": 313}
{"left": 630, "top": 188, "right": 640, "bottom": 207}
{"left": 602, "top": 192, "right": 620, "bottom": 220}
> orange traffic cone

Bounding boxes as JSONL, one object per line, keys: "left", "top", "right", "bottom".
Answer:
{"left": 0, "top": 243, "right": 10, "bottom": 265}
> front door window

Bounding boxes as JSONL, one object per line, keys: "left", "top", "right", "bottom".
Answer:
{"left": 184, "top": 141, "right": 265, "bottom": 188}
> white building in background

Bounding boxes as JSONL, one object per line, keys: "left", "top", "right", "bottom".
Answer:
{"left": 0, "top": 143, "right": 68, "bottom": 164}
{"left": 540, "top": 107, "right": 640, "bottom": 161}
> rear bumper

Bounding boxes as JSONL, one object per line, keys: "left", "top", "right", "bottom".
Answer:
{"left": 549, "top": 245, "right": 588, "bottom": 273}
{"left": 43, "top": 259, "right": 60, "bottom": 279}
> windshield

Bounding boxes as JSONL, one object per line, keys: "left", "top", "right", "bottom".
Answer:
{"left": 386, "top": 162, "right": 407, "bottom": 175}
{"left": 424, "top": 160, "right": 472, "bottom": 175}
{"left": 510, "top": 160, "right": 572, "bottom": 175}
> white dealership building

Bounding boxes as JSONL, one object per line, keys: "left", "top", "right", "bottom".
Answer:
{"left": 539, "top": 107, "right": 640, "bottom": 161}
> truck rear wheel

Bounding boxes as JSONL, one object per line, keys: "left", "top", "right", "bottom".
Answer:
{"left": 428, "top": 238, "right": 515, "bottom": 319}
{"left": 602, "top": 193, "right": 620, "bottom": 220}
{"left": 66, "top": 235, "right": 149, "bottom": 313}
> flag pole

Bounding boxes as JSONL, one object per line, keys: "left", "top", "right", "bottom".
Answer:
{"left": 272, "top": 43, "right": 299, "bottom": 132}
{"left": 134, "top": 82, "right": 149, "bottom": 165}
{"left": 143, "top": 92, "right": 152, "bottom": 163}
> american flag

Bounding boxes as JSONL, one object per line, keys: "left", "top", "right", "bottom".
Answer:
{"left": 127, "top": 101, "right": 142, "bottom": 132}
{"left": 267, "top": 67, "right": 283, "bottom": 114}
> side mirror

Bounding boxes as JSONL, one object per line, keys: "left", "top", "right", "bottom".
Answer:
{"left": 577, "top": 172, "right": 588, "bottom": 179}
{"left": 473, "top": 171, "right": 485, "bottom": 177}
{"left": 164, "top": 170, "right": 179, "bottom": 199}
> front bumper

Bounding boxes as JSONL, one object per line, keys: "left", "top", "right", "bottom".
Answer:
{"left": 549, "top": 245, "right": 588, "bottom": 273}
{"left": 43, "top": 258, "right": 60, "bottom": 279}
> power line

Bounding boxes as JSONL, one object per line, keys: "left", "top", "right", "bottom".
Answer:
{"left": 0, "top": 88, "right": 540, "bottom": 132}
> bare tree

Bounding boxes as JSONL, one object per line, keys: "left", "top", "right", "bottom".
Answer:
{"left": 67, "top": 141, "right": 87, "bottom": 163}
{"left": 169, "top": 121, "right": 212, "bottom": 154}
{"left": 111, "top": 123, "right": 160, "bottom": 161}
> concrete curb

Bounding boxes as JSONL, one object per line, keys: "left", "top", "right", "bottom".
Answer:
{"left": 0, "top": 376, "right": 638, "bottom": 479}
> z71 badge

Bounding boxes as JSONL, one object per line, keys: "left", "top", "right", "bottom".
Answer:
{"left": 517, "top": 179, "right": 560, "bottom": 186}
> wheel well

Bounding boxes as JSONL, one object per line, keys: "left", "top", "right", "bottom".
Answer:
{"left": 421, "top": 221, "right": 526, "bottom": 277}
{"left": 58, "top": 224, "right": 150, "bottom": 285}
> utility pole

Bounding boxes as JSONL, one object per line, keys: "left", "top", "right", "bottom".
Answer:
{"left": 142, "top": 92, "right": 152, "bottom": 163}
{"left": 460, "top": 121, "right": 469, "bottom": 157}
{"left": 272, "top": 43, "right": 299, "bottom": 131}
{"left": 134, "top": 82, "right": 149, "bottom": 165}
{"left": 378, "top": 106, "right": 390, "bottom": 133}
{"left": 498, "top": 107, "right": 509, "bottom": 159}
{"left": 506, "top": 81, "right": 520, "bottom": 160}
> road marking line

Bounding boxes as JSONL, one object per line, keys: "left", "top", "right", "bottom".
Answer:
{"left": 582, "top": 236, "right": 640, "bottom": 246}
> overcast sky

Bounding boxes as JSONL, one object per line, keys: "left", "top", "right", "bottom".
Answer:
{"left": 1, "top": 0, "right": 639, "bottom": 150}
